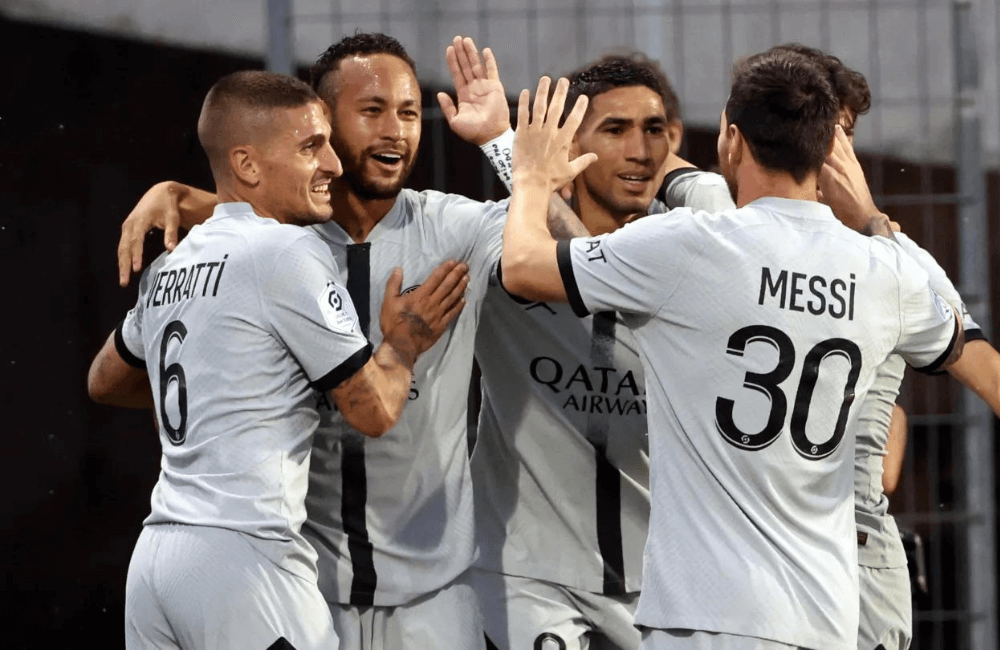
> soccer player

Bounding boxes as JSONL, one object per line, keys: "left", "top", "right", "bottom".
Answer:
{"left": 460, "top": 46, "right": 677, "bottom": 649}
{"left": 659, "top": 43, "right": 1000, "bottom": 649}
{"left": 86, "top": 71, "right": 468, "bottom": 649}
{"left": 111, "top": 33, "right": 583, "bottom": 649}
{"left": 501, "top": 46, "right": 963, "bottom": 650}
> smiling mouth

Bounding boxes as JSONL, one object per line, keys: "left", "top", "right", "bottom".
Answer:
{"left": 311, "top": 182, "right": 331, "bottom": 199}
{"left": 371, "top": 153, "right": 404, "bottom": 167}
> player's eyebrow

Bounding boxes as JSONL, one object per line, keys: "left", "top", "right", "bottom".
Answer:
{"left": 597, "top": 115, "right": 667, "bottom": 129}
{"left": 356, "top": 95, "right": 420, "bottom": 109}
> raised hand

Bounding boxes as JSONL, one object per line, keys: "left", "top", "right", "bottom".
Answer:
{"left": 512, "top": 76, "right": 597, "bottom": 193}
{"left": 818, "top": 125, "right": 885, "bottom": 234}
{"left": 380, "top": 260, "right": 470, "bottom": 365}
{"left": 437, "top": 36, "right": 511, "bottom": 146}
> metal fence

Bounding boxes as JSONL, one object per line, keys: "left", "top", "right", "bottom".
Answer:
{"left": 268, "top": 1, "right": 997, "bottom": 647}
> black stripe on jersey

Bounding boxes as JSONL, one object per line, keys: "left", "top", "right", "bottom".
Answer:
{"left": 266, "top": 638, "right": 297, "bottom": 650}
{"left": 494, "top": 259, "right": 533, "bottom": 305}
{"left": 311, "top": 343, "right": 374, "bottom": 393}
{"left": 925, "top": 327, "right": 987, "bottom": 375}
{"left": 484, "top": 634, "right": 500, "bottom": 650}
{"left": 113, "top": 320, "right": 146, "bottom": 369}
{"left": 589, "top": 312, "right": 626, "bottom": 595}
{"left": 343, "top": 242, "right": 377, "bottom": 605}
{"left": 913, "top": 317, "right": 961, "bottom": 375}
{"left": 556, "top": 240, "right": 589, "bottom": 318}
{"left": 659, "top": 166, "right": 702, "bottom": 205}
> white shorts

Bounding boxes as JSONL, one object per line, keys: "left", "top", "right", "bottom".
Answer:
{"left": 125, "top": 524, "right": 338, "bottom": 650}
{"left": 473, "top": 568, "right": 641, "bottom": 650}
{"left": 639, "top": 629, "right": 802, "bottom": 650}
{"left": 330, "top": 569, "right": 484, "bottom": 650}
{"left": 857, "top": 564, "right": 912, "bottom": 650}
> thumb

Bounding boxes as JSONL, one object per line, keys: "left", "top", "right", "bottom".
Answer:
{"left": 437, "top": 93, "right": 458, "bottom": 122}
{"left": 384, "top": 267, "right": 403, "bottom": 297}
{"left": 569, "top": 152, "right": 598, "bottom": 176}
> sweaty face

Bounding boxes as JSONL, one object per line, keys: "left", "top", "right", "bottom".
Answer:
{"left": 573, "top": 86, "right": 670, "bottom": 219}
{"left": 717, "top": 111, "right": 738, "bottom": 203}
{"left": 256, "top": 101, "right": 343, "bottom": 226}
{"left": 323, "top": 54, "right": 421, "bottom": 201}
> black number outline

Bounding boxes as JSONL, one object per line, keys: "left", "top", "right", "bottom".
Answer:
{"left": 158, "top": 320, "right": 188, "bottom": 445}
{"left": 790, "top": 338, "right": 862, "bottom": 460}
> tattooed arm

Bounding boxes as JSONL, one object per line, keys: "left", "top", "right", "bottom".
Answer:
{"left": 331, "top": 260, "right": 470, "bottom": 437}
{"left": 547, "top": 194, "right": 589, "bottom": 240}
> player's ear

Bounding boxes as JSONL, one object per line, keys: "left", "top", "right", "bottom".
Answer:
{"left": 667, "top": 119, "right": 684, "bottom": 155}
{"left": 231, "top": 146, "right": 260, "bottom": 187}
{"left": 728, "top": 123, "right": 744, "bottom": 169}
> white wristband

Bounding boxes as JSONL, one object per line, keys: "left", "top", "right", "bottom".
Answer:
{"left": 479, "top": 128, "right": 515, "bottom": 193}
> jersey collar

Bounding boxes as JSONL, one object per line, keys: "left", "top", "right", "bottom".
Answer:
{"left": 745, "top": 196, "right": 837, "bottom": 222}
{"left": 309, "top": 190, "right": 411, "bottom": 246}
{"left": 210, "top": 202, "right": 256, "bottom": 221}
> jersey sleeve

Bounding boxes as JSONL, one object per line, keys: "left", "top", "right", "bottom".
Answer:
{"left": 556, "top": 209, "right": 698, "bottom": 317}
{"left": 113, "top": 263, "right": 158, "bottom": 369}
{"left": 660, "top": 168, "right": 736, "bottom": 213}
{"left": 894, "top": 232, "right": 986, "bottom": 342}
{"left": 262, "top": 232, "right": 372, "bottom": 392}
{"left": 892, "top": 248, "right": 962, "bottom": 373}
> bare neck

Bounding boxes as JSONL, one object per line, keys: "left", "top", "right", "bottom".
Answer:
{"left": 734, "top": 163, "right": 819, "bottom": 207}
{"left": 328, "top": 177, "right": 397, "bottom": 243}
{"left": 573, "top": 185, "right": 645, "bottom": 237}
{"left": 217, "top": 183, "right": 284, "bottom": 224}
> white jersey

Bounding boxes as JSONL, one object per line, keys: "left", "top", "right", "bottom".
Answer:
{"left": 559, "top": 198, "right": 960, "bottom": 649}
{"left": 472, "top": 281, "right": 649, "bottom": 594}
{"left": 303, "top": 188, "right": 506, "bottom": 606}
{"left": 116, "top": 202, "right": 371, "bottom": 581}
{"left": 855, "top": 232, "right": 985, "bottom": 568}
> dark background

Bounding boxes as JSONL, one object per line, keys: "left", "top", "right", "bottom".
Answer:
{"left": 2, "top": 14, "right": 998, "bottom": 647}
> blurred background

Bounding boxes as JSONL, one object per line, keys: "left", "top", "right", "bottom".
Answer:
{"left": 2, "top": 0, "right": 997, "bottom": 647}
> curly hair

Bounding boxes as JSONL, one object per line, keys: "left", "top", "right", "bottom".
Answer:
{"left": 565, "top": 52, "right": 681, "bottom": 122}
{"left": 772, "top": 43, "right": 871, "bottom": 132}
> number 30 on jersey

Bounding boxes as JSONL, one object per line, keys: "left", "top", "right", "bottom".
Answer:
{"left": 715, "top": 324, "right": 862, "bottom": 460}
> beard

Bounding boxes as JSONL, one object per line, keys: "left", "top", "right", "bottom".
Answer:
{"left": 337, "top": 148, "right": 416, "bottom": 201}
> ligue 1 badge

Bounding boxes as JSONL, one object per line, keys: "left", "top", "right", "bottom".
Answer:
{"left": 317, "top": 282, "right": 359, "bottom": 333}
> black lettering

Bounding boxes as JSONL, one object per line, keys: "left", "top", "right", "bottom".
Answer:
{"left": 315, "top": 392, "right": 333, "bottom": 411}
{"left": 212, "top": 254, "right": 229, "bottom": 296}
{"left": 606, "top": 397, "right": 627, "bottom": 415}
{"left": 148, "top": 271, "right": 165, "bottom": 308}
{"left": 807, "top": 275, "right": 827, "bottom": 315}
{"left": 564, "top": 365, "right": 594, "bottom": 392}
{"left": 848, "top": 273, "right": 856, "bottom": 321}
{"left": 181, "top": 265, "right": 195, "bottom": 299}
{"left": 759, "top": 267, "right": 788, "bottom": 308}
{"left": 192, "top": 263, "right": 206, "bottom": 292}
{"left": 525, "top": 301, "right": 557, "bottom": 315}
{"left": 201, "top": 262, "right": 220, "bottom": 296}
{"left": 589, "top": 397, "right": 604, "bottom": 414}
{"left": 627, "top": 401, "right": 643, "bottom": 415}
{"left": 789, "top": 272, "right": 806, "bottom": 312}
{"left": 615, "top": 370, "right": 640, "bottom": 396}
{"left": 162, "top": 270, "right": 178, "bottom": 305}
{"left": 829, "top": 279, "right": 847, "bottom": 319}
{"left": 172, "top": 268, "right": 187, "bottom": 304}
{"left": 594, "top": 367, "right": 615, "bottom": 393}
{"left": 530, "top": 356, "right": 563, "bottom": 393}
{"left": 562, "top": 394, "right": 580, "bottom": 411}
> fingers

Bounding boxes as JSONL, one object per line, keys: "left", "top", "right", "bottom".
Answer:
{"left": 559, "top": 183, "right": 573, "bottom": 202}
{"left": 455, "top": 36, "right": 476, "bottom": 86}
{"left": 445, "top": 42, "right": 465, "bottom": 90}
{"left": 568, "top": 152, "right": 599, "bottom": 177}
{"left": 461, "top": 37, "right": 484, "bottom": 80}
{"left": 546, "top": 77, "right": 570, "bottom": 126}
{"left": 531, "top": 76, "right": 551, "bottom": 125}
{"left": 427, "top": 261, "right": 470, "bottom": 305}
{"left": 437, "top": 92, "right": 458, "bottom": 122}
{"left": 517, "top": 88, "right": 531, "bottom": 131}
{"left": 561, "top": 93, "right": 589, "bottom": 136}
{"left": 164, "top": 207, "right": 180, "bottom": 251}
{"left": 416, "top": 259, "right": 459, "bottom": 298}
{"left": 117, "top": 223, "right": 142, "bottom": 287}
{"left": 483, "top": 47, "right": 500, "bottom": 82}
{"left": 384, "top": 266, "right": 404, "bottom": 297}
{"left": 438, "top": 295, "right": 467, "bottom": 330}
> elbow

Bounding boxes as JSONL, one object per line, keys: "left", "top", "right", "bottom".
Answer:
{"left": 87, "top": 365, "right": 112, "bottom": 405}
{"left": 500, "top": 254, "right": 544, "bottom": 302}
{"left": 882, "top": 474, "right": 899, "bottom": 497}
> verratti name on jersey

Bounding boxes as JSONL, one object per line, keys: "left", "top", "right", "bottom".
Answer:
{"left": 758, "top": 266, "right": 857, "bottom": 320}
{"left": 145, "top": 255, "right": 230, "bottom": 309}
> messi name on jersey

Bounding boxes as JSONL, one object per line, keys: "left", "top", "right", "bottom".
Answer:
{"left": 758, "top": 266, "right": 856, "bottom": 320}
{"left": 145, "top": 255, "right": 230, "bottom": 308}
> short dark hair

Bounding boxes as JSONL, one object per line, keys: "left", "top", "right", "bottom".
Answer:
{"left": 197, "top": 70, "right": 319, "bottom": 177}
{"left": 773, "top": 43, "right": 872, "bottom": 129}
{"left": 565, "top": 52, "right": 681, "bottom": 122}
{"left": 725, "top": 48, "right": 838, "bottom": 183}
{"left": 309, "top": 32, "right": 417, "bottom": 101}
